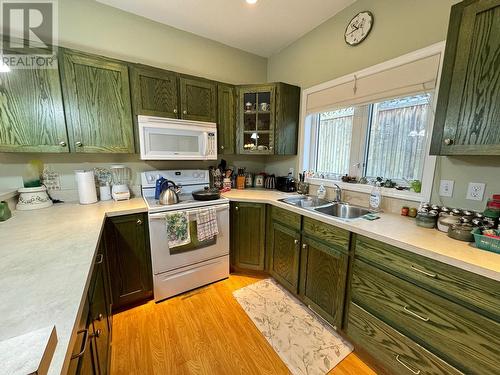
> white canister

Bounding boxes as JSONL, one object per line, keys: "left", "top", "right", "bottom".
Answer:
{"left": 99, "top": 185, "right": 112, "bottom": 201}
{"left": 75, "top": 170, "right": 98, "bottom": 204}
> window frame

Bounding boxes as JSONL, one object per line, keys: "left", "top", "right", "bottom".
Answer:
{"left": 298, "top": 42, "right": 446, "bottom": 203}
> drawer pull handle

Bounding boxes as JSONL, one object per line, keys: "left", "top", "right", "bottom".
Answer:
{"left": 95, "top": 254, "right": 103, "bottom": 265}
{"left": 71, "top": 329, "right": 89, "bottom": 359}
{"left": 395, "top": 355, "right": 421, "bottom": 375}
{"left": 410, "top": 265, "right": 437, "bottom": 278}
{"left": 403, "top": 305, "right": 429, "bottom": 322}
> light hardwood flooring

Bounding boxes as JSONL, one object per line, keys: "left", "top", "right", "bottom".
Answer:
{"left": 110, "top": 273, "right": 376, "bottom": 375}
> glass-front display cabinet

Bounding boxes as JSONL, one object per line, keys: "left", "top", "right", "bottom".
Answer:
{"left": 237, "top": 85, "right": 275, "bottom": 154}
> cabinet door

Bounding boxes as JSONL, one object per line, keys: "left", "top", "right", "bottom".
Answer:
{"left": 274, "top": 83, "right": 300, "bottom": 155}
{"left": 130, "top": 66, "right": 179, "bottom": 118}
{"left": 231, "top": 202, "right": 266, "bottom": 270}
{"left": 269, "top": 222, "right": 301, "bottom": 294}
{"left": 0, "top": 49, "right": 68, "bottom": 153}
{"left": 105, "top": 213, "right": 153, "bottom": 311}
{"left": 237, "top": 85, "right": 276, "bottom": 155}
{"left": 179, "top": 77, "right": 217, "bottom": 122}
{"left": 60, "top": 49, "right": 134, "bottom": 153}
{"left": 432, "top": 0, "right": 500, "bottom": 155}
{"left": 217, "top": 84, "right": 236, "bottom": 154}
{"left": 89, "top": 247, "right": 111, "bottom": 375}
{"left": 68, "top": 299, "right": 97, "bottom": 375}
{"left": 299, "top": 235, "right": 348, "bottom": 327}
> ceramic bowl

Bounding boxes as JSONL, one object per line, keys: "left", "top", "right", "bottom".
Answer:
{"left": 16, "top": 186, "right": 53, "bottom": 210}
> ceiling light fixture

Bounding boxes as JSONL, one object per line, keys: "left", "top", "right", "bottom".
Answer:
{"left": 246, "top": 0, "right": 258, "bottom": 4}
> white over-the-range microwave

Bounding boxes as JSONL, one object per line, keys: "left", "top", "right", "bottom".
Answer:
{"left": 138, "top": 115, "right": 217, "bottom": 160}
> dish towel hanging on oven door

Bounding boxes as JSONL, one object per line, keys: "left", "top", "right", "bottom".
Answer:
{"left": 164, "top": 211, "right": 191, "bottom": 248}
{"left": 196, "top": 208, "right": 219, "bottom": 242}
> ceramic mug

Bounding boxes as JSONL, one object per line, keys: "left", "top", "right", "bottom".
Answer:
{"left": 260, "top": 102, "right": 270, "bottom": 111}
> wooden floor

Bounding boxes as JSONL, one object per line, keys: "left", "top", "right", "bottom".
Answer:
{"left": 110, "top": 273, "right": 376, "bottom": 375}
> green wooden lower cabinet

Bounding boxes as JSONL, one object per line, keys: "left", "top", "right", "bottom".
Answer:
{"left": 89, "top": 245, "right": 111, "bottom": 375}
{"left": 269, "top": 222, "right": 301, "bottom": 293}
{"left": 347, "top": 303, "right": 462, "bottom": 375}
{"left": 68, "top": 241, "right": 111, "bottom": 375}
{"left": 105, "top": 213, "right": 153, "bottom": 311}
{"left": 351, "top": 259, "right": 500, "bottom": 374}
{"left": 299, "top": 235, "right": 348, "bottom": 327}
{"left": 355, "top": 234, "right": 500, "bottom": 321}
{"left": 230, "top": 202, "right": 266, "bottom": 271}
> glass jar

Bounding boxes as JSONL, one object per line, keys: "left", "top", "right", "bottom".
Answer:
{"left": 416, "top": 211, "right": 438, "bottom": 228}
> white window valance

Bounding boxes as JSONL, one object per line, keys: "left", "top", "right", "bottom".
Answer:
{"left": 305, "top": 53, "right": 442, "bottom": 115}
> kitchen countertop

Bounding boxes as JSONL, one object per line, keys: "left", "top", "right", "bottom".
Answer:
{"left": 0, "top": 198, "right": 147, "bottom": 375}
{"left": 222, "top": 189, "right": 500, "bottom": 281}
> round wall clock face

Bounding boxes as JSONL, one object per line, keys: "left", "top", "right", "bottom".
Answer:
{"left": 344, "top": 11, "right": 373, "bottom": 46}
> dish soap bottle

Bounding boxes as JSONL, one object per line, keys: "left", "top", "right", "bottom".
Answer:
{"left": 317, "top": 184, "right": 326, "bottom": 199}
{"left": 369, "top": 180, "right": 382, "bottom": 211}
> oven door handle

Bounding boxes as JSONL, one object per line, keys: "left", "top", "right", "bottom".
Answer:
{"left": 149, "top": 204, "right": 229, "bottom": 220}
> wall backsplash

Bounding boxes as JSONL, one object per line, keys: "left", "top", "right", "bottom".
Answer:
{"left": 0, "top": 153, "right": 266, "bottom": 201}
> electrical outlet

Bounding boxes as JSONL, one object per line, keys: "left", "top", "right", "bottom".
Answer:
{"left": 466, "top": 182, "right": 486, "bottom": 201}
{"left": 439, "top": 180, "right": 454, "bottom": 197}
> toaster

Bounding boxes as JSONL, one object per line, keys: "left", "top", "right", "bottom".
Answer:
{"left": 276, "top": 176, "right": 296, "bottom": 192}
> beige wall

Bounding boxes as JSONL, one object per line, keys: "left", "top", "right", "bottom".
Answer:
{"left": 265, "top": 0, "right": 500, "bottom": 210}
{"left": 267, "top": 0, "right": 458, "bottom": 88}
{"left": 0, "top": 0, "right": 268, "bottom": 195}
{"left": 59, "top": 0, "right": 267, "bottom": 84}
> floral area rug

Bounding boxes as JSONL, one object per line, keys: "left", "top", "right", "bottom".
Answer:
{"left": 233, "top": 278, "right": 353, "bottom": 375}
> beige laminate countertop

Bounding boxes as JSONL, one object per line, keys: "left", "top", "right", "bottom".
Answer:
{"left": 0, "top": 198, "right": 147, "bottom": 375}
{"left": 222, "top": 189, "right": 500, "bottom": 281}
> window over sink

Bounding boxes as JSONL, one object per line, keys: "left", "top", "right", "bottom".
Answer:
{"left": 301, "top": 43, "right": 445, "bottom": 202}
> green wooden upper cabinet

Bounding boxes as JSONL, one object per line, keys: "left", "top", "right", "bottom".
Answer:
{"left": 236, "top": 82, "right": 300, "bottom": 155}
{"left": 217, "top": 84, "right": 236, "bottom": 154}
{"left": 130, "top": 65, "right": 179, "bottom": 119}
{"left": 179, "top": 76, "right": 217, "bottom": 123}
{"left": 0, "top": 48, "right": 68, "bottom": 153}
{"left": 60, "top": 49, "right": 135, "bottom": 153}
{"left": 431, "top": 0, "right": 500, "bottom": 155}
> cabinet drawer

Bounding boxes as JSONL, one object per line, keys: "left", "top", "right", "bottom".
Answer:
{"left": 347, "top": 302, "right": 462, "bottom": 375}
{"left": 355, "top": 235, "right": 500, "bottom": 321}
{"left": 271, "top": 206, "right": 301, "bottom": 230}
{"left": 303, "top": 217, "right": 349, "bottom": 251}
{"left": 352, "top": 260, "right": 500, "bottom": 375}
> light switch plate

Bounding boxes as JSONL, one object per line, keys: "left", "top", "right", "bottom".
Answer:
{"left": 439, "top": 180, "right": 454, "bottom": 197}
{"left": 466, "top": 182, "right": 486, "bottom": 201}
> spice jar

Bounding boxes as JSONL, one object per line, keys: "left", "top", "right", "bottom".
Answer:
{"left": 401, "top": 206, "right": 409, "bottom": 216}
{"left": 408, "top": 207, "right": 418, "bottom": 218}
{"left": 416, "top": 211, "right": 438, "bottom": 228}
{"left": 437, "top": 212, "right": 461, "bottom": 233}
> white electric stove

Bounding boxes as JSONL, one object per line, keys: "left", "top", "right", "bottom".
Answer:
{"left": 141, "top": 170, "right": 230, "bottom": 302}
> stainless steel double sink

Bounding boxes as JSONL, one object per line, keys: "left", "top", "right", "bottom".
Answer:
{"left": 278, "top": 195, "right": 373, "bottom": 220}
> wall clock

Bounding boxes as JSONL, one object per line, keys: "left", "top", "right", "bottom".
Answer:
{"left": 344, "top": 11, "right": 373, "bottom": 46}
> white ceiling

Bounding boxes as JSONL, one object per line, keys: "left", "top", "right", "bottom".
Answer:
{"left": 96, "top": 0, "right": 356, "bottom": 57}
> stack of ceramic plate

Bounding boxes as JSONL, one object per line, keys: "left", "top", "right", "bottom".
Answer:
{"left": 16, "top": 186, "right": 53, "bottom": 210}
